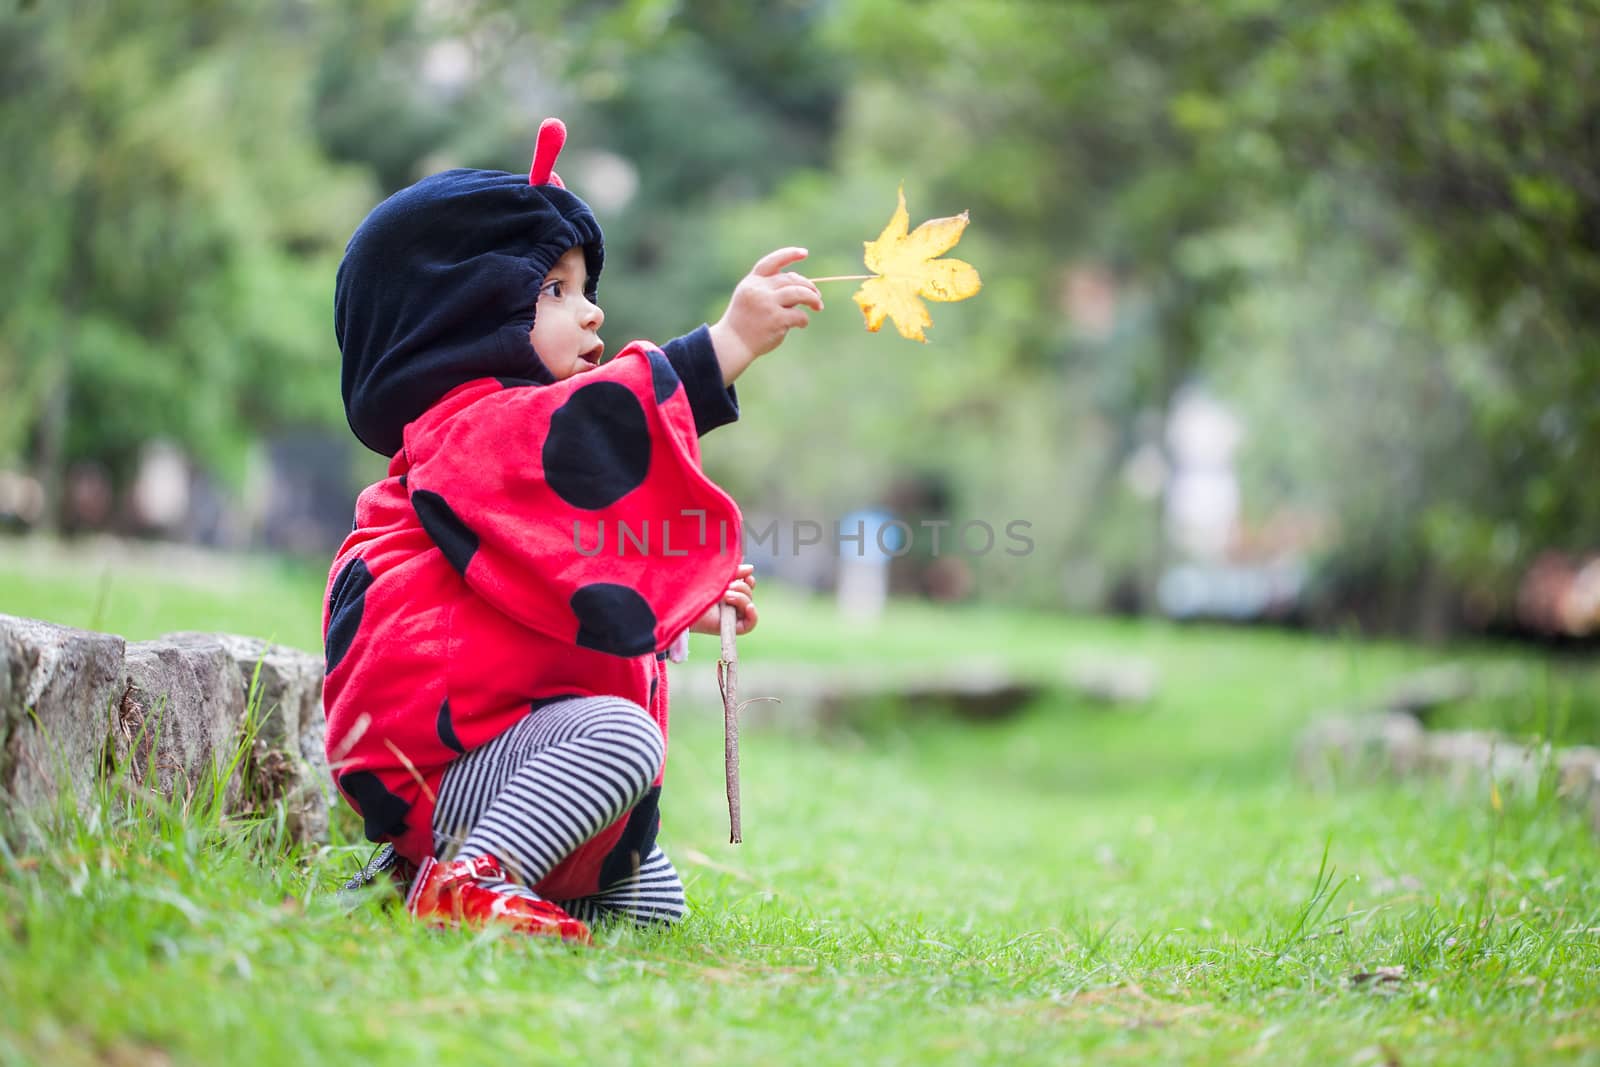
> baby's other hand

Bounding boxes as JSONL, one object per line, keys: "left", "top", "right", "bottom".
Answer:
{"left": 689, "top": 563, "right": 758, "bottom": 636}
{"left": 708, "top": 248, "right": 823, "bottom": 386}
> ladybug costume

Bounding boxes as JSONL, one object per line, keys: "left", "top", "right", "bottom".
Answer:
{"left": 324, "top": 120, "right": 742, "bottom": 903}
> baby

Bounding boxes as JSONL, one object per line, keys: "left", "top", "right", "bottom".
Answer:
{"left": 324, "top": 119, "right": 821, "bottom": 940}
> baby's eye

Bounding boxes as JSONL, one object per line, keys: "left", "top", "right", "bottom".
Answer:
{"left": 540, "top": 279, "right": 564, "bottom": 299}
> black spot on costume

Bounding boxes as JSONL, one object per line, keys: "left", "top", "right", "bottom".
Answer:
{"left": 410, "top": 489, "right": 481, "bottom": 577}
{"left": 543, "top": 382, "right": 653, "bottom": 510}
{"left": 436, "top": 698, "right": 465, "bottom": 755}
{"left": 338, "top": 770, "right": 412, "bottom": 842}
{"left": 324, "top": 557, "right": 373, "bottom": 674}
{"left": 571, "top": 583, "right": 659, "bottom": 657}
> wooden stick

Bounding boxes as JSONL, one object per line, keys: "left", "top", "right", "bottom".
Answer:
{"left": 809, "top": 274, "right": 873, "bottom": 283}
{"left": 718, "top": 602, "right": 742, "bottom": 843}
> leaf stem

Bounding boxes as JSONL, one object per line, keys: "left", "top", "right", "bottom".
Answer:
{"left": 809, "top": 274, "right": 873, "bottom": 283}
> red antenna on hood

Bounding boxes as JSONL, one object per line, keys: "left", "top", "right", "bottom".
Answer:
{"left": 528, "top": 117, "right": 568, "bottom": 188}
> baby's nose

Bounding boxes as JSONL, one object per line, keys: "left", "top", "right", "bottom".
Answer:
{"left": 582, "top": 297, "right": 604, "bottom": 329}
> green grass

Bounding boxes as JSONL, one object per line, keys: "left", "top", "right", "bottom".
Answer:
{"left": 0, "top": 538, "right": 329, "bottom": 652}
{"left": 2, "top": 541, "right": 1598, "bottom": 1065}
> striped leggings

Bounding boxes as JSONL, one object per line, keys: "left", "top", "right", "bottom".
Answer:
{"left": 431, "top": 695, "right": 687, "bottom": 926}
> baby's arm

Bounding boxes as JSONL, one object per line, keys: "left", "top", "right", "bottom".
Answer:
{"left": 706, "top": 247, "right": 824, "bottom": 386}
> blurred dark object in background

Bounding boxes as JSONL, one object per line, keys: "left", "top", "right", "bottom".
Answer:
{"left": 259, "top": 434, "right": 356, "bottom": 557}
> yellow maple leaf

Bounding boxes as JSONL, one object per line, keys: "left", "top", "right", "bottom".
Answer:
{"left": 850, "top": 186, "right": 982, "bottom": 342}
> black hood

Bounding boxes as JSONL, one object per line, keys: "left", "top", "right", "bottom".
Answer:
{"left": 334, "top": 168, "right": 604, "bottom": 457}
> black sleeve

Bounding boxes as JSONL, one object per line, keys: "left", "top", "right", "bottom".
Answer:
{"left": 661, "top": 325, "right": 739, "bottom": 437}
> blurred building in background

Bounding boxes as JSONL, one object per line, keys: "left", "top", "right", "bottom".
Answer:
{"left": 1154, "top": 386, "right": 1311, "bottom": 624}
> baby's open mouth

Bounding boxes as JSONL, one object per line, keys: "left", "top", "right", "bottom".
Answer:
{"left": 580, "top": 341, "right": 605, "bottom": 368}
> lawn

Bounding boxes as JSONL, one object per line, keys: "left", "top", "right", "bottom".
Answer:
{"left": 1, "top": 539, "right": 1597, "bottom": 1065}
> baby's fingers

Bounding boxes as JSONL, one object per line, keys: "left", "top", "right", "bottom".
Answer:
{"left": 776, "top": 284, "right": 824, "bottom": 312}
{"left": 752, "top": 246, "right": 809, "bottom": 277}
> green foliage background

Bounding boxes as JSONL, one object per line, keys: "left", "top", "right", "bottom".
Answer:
{"left": 2, "top": 0, "right": 1597, "bottom": 630}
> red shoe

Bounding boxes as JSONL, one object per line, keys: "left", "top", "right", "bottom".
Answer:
{"left": 405, "top": 854, "right": 591, "bottom": 944}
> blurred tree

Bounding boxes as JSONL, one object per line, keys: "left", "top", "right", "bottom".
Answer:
{"left": 1, "top": 0, "right": 851, "bottom": 531}
{"left": 820, "top": 0, "right": 1600, "bottom": 624}
{"left": 1211, "top": 0, "right": 1600, "bottom": 618}
{"left": 810, "top": 1, "right": 1269, "bottom": 602}
{"left": 0, "top": 1, "right": 371, "bottom": 529}
{"left": 4, "top": 0, "right": 1595, "bottom": 631}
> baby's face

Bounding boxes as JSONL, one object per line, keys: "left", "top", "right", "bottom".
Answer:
{"left": 529, "top": 246, "right": 605, "bottom": 380}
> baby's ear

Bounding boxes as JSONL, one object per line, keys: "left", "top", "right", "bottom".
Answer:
{"left": 528, "top": 117, "right": 567, "bottom": 189}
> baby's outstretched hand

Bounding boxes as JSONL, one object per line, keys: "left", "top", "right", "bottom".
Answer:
{"left": 690, "top": 563, "right": 758, "bottom": 637}
{"left": 708, "top": 248, "right": 823, "bottom": 386}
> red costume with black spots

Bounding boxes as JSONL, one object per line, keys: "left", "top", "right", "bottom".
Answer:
{"left": 323, "top": 120, "right": 742, "bottom": 902}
